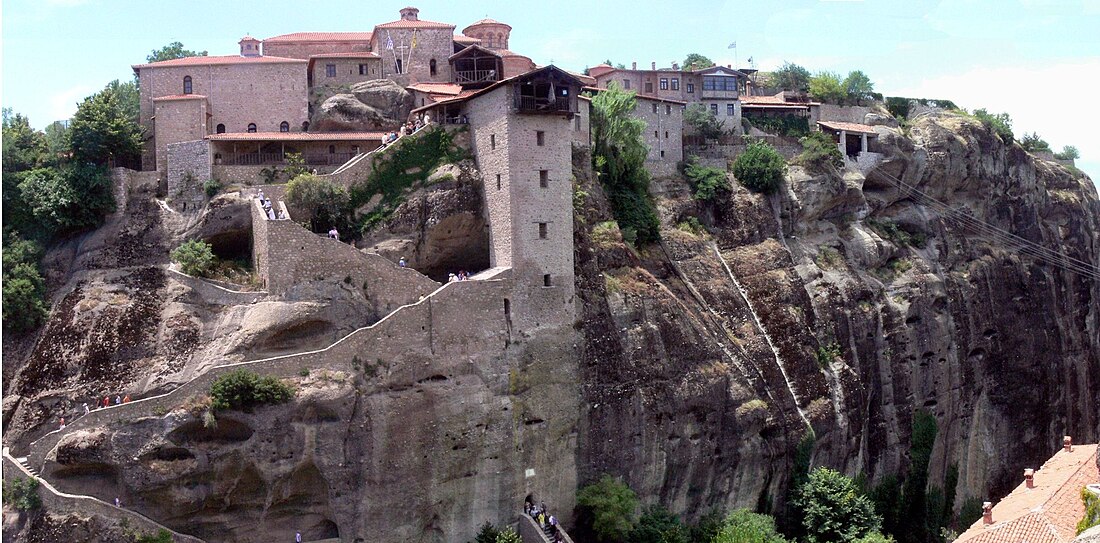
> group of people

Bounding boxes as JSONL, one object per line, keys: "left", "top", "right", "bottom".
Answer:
{"left": 447, "top": 270, "right": 473, "bottom": 282}
{"left": 255, "top": 190, "right": 285, "bottom": 220}
{"left": 382, "top": 115, "right": 432, "bottom": 146}
{"left": 59, "top": 394, "right": 131, "bottom": 429}
{"left": 525, "top": 498, "right": 564, "bottom": 542}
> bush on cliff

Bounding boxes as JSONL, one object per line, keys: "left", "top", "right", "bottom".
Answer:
{"left": 795, "top": 467, "right": 882, "bottom": 543}
{"left": 684, "top": 156, "right": 730, "bottom": 202}
{"left": 2, "top": 477, "right": 41, "bottom": 511}
{"left": 576, "top": 474, "right": 639, "bottom": 542}
{"left": 732, "top": 140, "right": 786, "bottom": 194}
{"left": 170, "top": 239, "right": 216, "bottom": 277}
{"left": 286, "top": 173, "right": 352, "bottom": 234}
{"left": 209, "top": 369, "right": 294, "bottom": 412}
{"left": 714, "top": 509, "right": 788, "bottom": 543}
{"left": 2, "top": 233, "right": 48, "bottom": 333}
{"left": 797, "top": 131, "right": 844, "bottom": 170}
{"left": 630, "top": 505, "right": 687, "bottom": 543}
{"left": 971, "top": 109, "right": 1013, "bottom": 142}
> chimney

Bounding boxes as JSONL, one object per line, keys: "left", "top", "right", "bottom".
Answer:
{"left": 672, "top": 62, "right": 679, "bottom": 70}
{"left": 651, "top": 61, "right": 656, "bottom": 70}
{"left": 1024, "top": 468, "right": 1035, "bottom": 489}
{"left": 1064, "top": 435, "right": 1073, "bottom": 452}
{"left": 632, "top": 62, "right": 637, "bottom": 70}
{"left": 400, "top": 6, "right": 419, "bottom": 21}
{"left": 982, "top": 502, "right": 993, "bottom": 525}
{"left": 727, "top": 63, "right": 732, "bottom": 68}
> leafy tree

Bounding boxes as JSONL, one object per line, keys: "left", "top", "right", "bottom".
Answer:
{"left": 772, "top": 62, "right": 811, "bottom": 92}
{"left": 209, "top": 369, "right": 294, "bottom": 412}
{"left": 714, "top": 509, "right": 788, "bottom": 543}
{"left": 853, "top": 532, "right": 895, "bottom": 543}
{"left": 972, "top": 109, "right": 1013, "bottom": 142}
{"left": 577, "top": 474, "right": 640, "bottom": 542}
{"left": 795, "top": 467, "right": 882, "bottom": 543}
{"left": 3, "top": 109, "right": 48, "bottom": 173}
{"left": 2, "top": 477, "right": 42, "bottom": 511}
{"left": 17, "top": 163, "right": 116, "bottom": 234}
{"left": 732, "top": 139, "right": 786, "bottom": 194}
{"left": 43, "top": 120, "right": 71, "bottom": 159}
{"left": 3, "top": 233, "right": 48, "bottom": 333}
{"left": 885, "top": 98, "right": 910, "bottom": 120}
{"left": 683, "top": 53, "right": 716, "bottom": 71}
{"left": 146, "top": 41, "right": 208, "bottom": 64}
{"left": 1054, "top": 145, "right": 1080, "bottom": 160}
{"left": 495, "top": 527, "right": 522, "bottom": 543}
{"left": 170, "top": 239, "right": 216, "bottom": 277}
{"left": 590, "top": 83, "right": 660, "bottom": 244}
{"left": 867, "top": 475, "right": 903, "bottom": 537}
{"left": 684, "top": 104, "right": 725, "bottom": 140}
{"left": 286, "top": 173, "right": 352, "bottom": 233}
{"left": 797, "top": 131, "right": 844, "bottom": 169}
{"left": 844, "top": 71, "right": 875, "bottom": 105}
{"left": 688, "top": 508, "right": 725, "bottom": 543}
{"left": 630, "top": 505, "right": 687, "bottom": 543}
{"left": 69, "top": 83, "right": 143, "bottom": 167}
{"left": 684, "top": 156, "right": 730, "bottom": 201}
{"left": 1019, "top": 132, "right": 1051, "bottom": 153}
{"left": 105, "top": 79, "right": 141, "bottom": 125}
{"left": 472, "top": 521, "right": 500, "bottom": 543}
{"left": 809, "top": 71, "right": 846, "bottom": 104}
{"left": 898, "top": 411, "right": 937, "bottom": 543}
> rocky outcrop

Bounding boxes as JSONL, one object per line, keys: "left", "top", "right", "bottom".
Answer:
{"left": 311, "top": 80, "right": 414, "bottom": 132}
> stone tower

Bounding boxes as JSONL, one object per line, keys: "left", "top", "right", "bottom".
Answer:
{"left": 462, "top": 18, "right": 512, "bottom": 50}
{"left": 239, "top": 35, "right": 261, "bottom": 57}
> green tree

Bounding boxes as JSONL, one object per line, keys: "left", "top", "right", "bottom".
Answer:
{"left": 688, "top": 508, "right": 725, "bottom": 543}
{"left": 105, "top": 79, "right": 141, "bottom": 125}
{"left": 2, "top": 477, "right": 42, "bottom": 511}
{"left": 683, "top": 156, "right": 730, "bottom": 201}
{"left": 797, "top": 131, "right": 844, "bottom": 169}
{"left": 209, "top": 369, "right": 294, "bottom": 412}
{"left": 885, "top": 98, "right": 911, "bottom": 120}
{"left": 590, "top": 83, "right": 660, "bottom": 244}
{"left": 286, "top": 173, "right": 352, "bottom": 233}
{"left": 972, "top": 109, "right": 1013, "bottom": 142}
{"left": 867, "top": 475, "right": 902, "bottom": 537}
{"left": 170, "top": 239, "right": 216, "bottom": 277}
{"left": 683, "top": 53, "right": 716, "bottom": 71}
{"left": 732, "top": 139, "right": 786, "bottom": 194}
{"left": 844, "top": 71, "right": 875, "bottom": 105}
{"left": 146, "top": 41, "right": 208, "bottom": 63}
{"left": 684, "top": 104, "right": 726, "bottom": 140}
{"left": 853, "top": 532, "right": 895, "bottom": 543}
{"left": 2, "top": 233, "right": 49, "bottom": 333}
{"left": 772, "top": 62, "right": 811, "bottom": 92}
{"left": 714, "top": 509, "right": 788, "bottom": 543}
{"left": 495, "top": 527, "right": 522, "bottom": 543}
{"left": 1019, "top": 132, "right": 1051, "bottom": 153}
{"left": 69, "top": 83, "right": 143, "bottom": 167}
{"left": 17, "top": 163, "right": 116, "bottom": 234}
{"left": 630, "top": 505, "right": 687, "bottom": 543}
{"left": 43, "top": 120, "right": 71, "bottom": 159}
{"left": 2, "top": 109, "right": 48, "bottom": 173}
{"left": 898, "top": 411, "right": 937, "bottom": 543}
{"left": 809, "top": 71, "right": 846, "bottom": 104}
{"left": 472, "top": 521, "right": 500, "bottom": 543}
{"left": 796, "top": 467, "right": 882, "bottom": 543}
{"left": 1054, "top": 145, "right": 1080, "bottom": 160}
{"left": 577, "top": 475, "right": 640, "bottom": 542}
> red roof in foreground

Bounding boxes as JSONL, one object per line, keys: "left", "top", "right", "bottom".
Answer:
{"left": 818, "top": 120, "right": 878, "bottom": 135}
{"left": 133, "top": 55, "right": 305, "bottom": 69}
{"left": 264, "top": 32, "right": 374, "bottom": 43}
{"left": 207, "top": 131, "right": 387, "bottom": 142}
{"left": 407, "top": 82, "right": 464, "bottom": 96}
{"left": 955, "top": 444, "right": 1098, "bottom": 543}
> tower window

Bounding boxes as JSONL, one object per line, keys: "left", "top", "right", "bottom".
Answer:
{"left": 666, "top": 104, "right": 672, "bottom": 115}
{"left": 490, "top": 134, "right": 496, "bottom": 149}
{"left": 652, "top": 103, "right": 658, "bottom": 114}
{"left": 247, "top": 123, "right": 257, "bottom": 133}
{"left": 496, "top": 174, "right": 502, "bottom": 190}
{"left": 328, "top": 145, "right": 336, "bottom": 154}
{"left": 429, "top": 59, "right": 437, "bottom": 76}
{"left": 216, "top": 123, "right": 225, "bottom": 134}
{"left": 183, "top": 76, "right": 193, "bottom": 94}
{"left": 543, "top": 274, "right": 552, "bottom": 287}
{"left": 326, "top": 64, "right": 336, "bottom": 77}
{"left": 280, "top": 121, "right": 289, "bottom": 132}
{"left": 302, "top": 121, "right": 310, "bottom": 132}
{"left": 665, "top": 131, "right": 669, "bottom": 138}
{"left": 539, "top": 170, "right": 549, "bottom": 188}
{"left": 538, "top": 223, "right": 548, "bottom": 239}
{"left": 536, "top": 131, "right": 545, "bottom": 146}
{"left": 359, "top": 63, "right": 369, "bottom": 75}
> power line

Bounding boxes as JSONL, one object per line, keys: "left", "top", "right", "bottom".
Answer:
{"left": 866, "top": 169, "right": 1100, "bottom": 281}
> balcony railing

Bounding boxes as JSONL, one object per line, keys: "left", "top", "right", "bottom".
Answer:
{"left": 455, "top": 69, "right": 499, "bottom": 85}
{"left": 514, "top": 95, "right": 573, "bottom": 113}
{"left": 217, "top": 152, "right": 357, "bottom": 166}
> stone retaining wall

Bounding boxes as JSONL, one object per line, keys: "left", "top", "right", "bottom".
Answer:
{"left": 166, "top": 266, "right": 266, "bottom": 306}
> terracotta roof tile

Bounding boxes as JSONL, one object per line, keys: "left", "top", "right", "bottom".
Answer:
{"left": 454, "top": 35, "right": 481, "bottom": 44}
{"left": 207, "top": 131, "right": 387, "bottom": 142}
{"left": 467, "top": 18, "right": 510, "bottom": 28}
{"left": 133, "top": 55, "right": 305, "bottom": 69}
{"left": 955, "top": 444, "right": 1098, "bottom": 543}
{"left": 818, "top": 120, "right": 879, "bottom": 135}
{"left": 407, "top": 83, "right": 464, "bottom": 95}
{"left": 263, "top": 32, "right": 373, "bottom": 43}
{"left": 153, "top": 94, "right": 207, "bottom": 101}
{"left": 374, "top": 19, "right": 455, "bottom": 29}
{"left": 308, "top": 52, "right": 380, "bottom": 59}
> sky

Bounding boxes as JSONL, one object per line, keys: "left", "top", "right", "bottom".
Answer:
{"left": 2, "top": 0, "right": 1099, "bottom": 184}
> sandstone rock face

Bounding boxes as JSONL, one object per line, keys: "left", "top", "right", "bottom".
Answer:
{"left": 311, "top": 79, "right": 413, "bottom": 132}
{"left": 3, "top": 112, "right": 1097, "bottom": 542}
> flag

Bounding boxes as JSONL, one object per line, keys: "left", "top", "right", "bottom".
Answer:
{"left": 548, "top": 82, "right": 556, "bottom": 103}
{"left": 728, "top": 41, "right": 736, "bottom": 49}
{"left": 748, "top": 56, "right": 753, "bottom": 63}
{"left": 386, "top": 32, "right": 394, "bottom": 50}
{"left": 411, "top": 30, "right": 418, "bottom": 49}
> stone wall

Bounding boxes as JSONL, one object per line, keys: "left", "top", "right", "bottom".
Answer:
{"left": 262, "top": 40, "right": 373, "bottom": 60}
{"left": 371, "top": 27, "right": 455, "bottom": 83}
{"left": 109, "top": 168, "right": 159, "bottom": 206}
{"left": 818, "top": 103, "right": 874, "bottom": 124}
{"left": 311, "top": 56, "right": 383, "bottom": 88}
{"left": 212, "top": 164, "right": 340, "bottom": 186}
{"left": 166, "top": 140, "right": 211, "bottom": 211}
{"left": 153, "top": 98, "right": 208, "bottom": 176}
{"left": 633, "top": 96, "right": 684, "bottom": 175}
{"left": 573, "top": 99, "right": 591, "bottom": 147}
{"left": 467, "top": 86, "right": 515, "bottom": 270}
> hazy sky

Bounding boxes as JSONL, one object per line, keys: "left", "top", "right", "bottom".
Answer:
{"left": 3, "top": 0, "right": 1098, "bottom": 182}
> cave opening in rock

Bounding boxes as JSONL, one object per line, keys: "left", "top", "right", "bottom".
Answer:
{"left": 417, "top": 214, "right": 491, "bottom": 282}
{"left": 204, "top": 229, "right": 252, "bottom": 264}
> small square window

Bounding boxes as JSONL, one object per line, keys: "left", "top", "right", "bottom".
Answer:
{"left": 651, "top": 103, "right": 658, "bottom": 114}
{"left": 687, "top": 82, "right": 695, "bottom": 93}
{"left": 645, "top": 81, "right": 653, "bottom": 93}
{"left": 490, "top": 134, "right": 496, "bottom": 149}
{"left": 660, "top": 150, "right": 665, "bottom": 157}
{"left": 654, "top": 130, "right": 658, "bottom": 138}
{"left": 543, "top": 274, "right": 552, "bottom": 287}
{"left": 659, "top": 78, "right": 668, "bottom": 90}
{"left": 496, "top": 173, "right": 502, "bottom": 190}
{"left": 359, "top": 64, "right": 369, "bottom": 75}
{"left": 536, "top": 131, "right": 545, "bottom": 146}
{"left": 326, "top": 64, "right": 336, "bottom": 77}
{"left": 665, "top": 131, "right": 669, "bottom": 138}
{"left": 727, "top": 103, "right": 735, "bottom": 116}
{"left": 623, "top": 79, "right": 631, "bottom": 90}
{"left": 710, "top": 103, "right": 718, "bottom": 115}
{"left": 538, "top": 223, "right": 548, "bottom": 239}
{"left": 671, "top": 78, "right": 679, "bottom": 91}
{"left": 539, "top": 170, "right": 549, "bottom": 188}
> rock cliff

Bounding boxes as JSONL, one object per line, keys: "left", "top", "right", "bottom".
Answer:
{"left": 1, "top": 111, "right": 1097, "bottom": 542}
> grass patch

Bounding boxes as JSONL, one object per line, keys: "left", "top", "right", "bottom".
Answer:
{"left": 867, "top": 219, "right": 928, "bottom": 248}
{"left": 676, "top": 216, "right": 708, "bottom": 238}
{"left": 815, "top": 246, "right": 844, "bottom": 270}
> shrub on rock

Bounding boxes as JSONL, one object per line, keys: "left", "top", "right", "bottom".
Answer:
{"left": 732, "top": 140, "right": 787, "bottom": 194}
{"left": 170, "top": 239, "right": 216, "bottom": 277}
{"left": 209, "top": 369, "right": 294, "bottom": 412}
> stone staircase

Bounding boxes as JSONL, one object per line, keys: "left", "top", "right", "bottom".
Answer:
{"left": 324, "top": 123, "right": 430, "bottom": 185}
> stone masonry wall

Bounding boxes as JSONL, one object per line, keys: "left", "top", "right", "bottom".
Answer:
{"left": 466, "top": 86, "right": 514, "bottom": 269}
{"left": 573, "top": 98, "right": 591, "bottom": 148}
{"left": 818, "top": 103, "right": 874, "bottom": 124}
{"left": 166, "top": 140, "right": 211, "bottom": 210}
{"left": 153, "top": 98, "right": 208, "bottom": 176}
{"left": 634, "top": 96, "right": 684, "bottom": 175}
{"left": 371, "top": 27, "right": 454, "bottom": 83}
{"left": 263, "top": 40, "right": 373, "bottom": 60}
{"left": 311, "top": 57, "right": 383, "bottom": 88}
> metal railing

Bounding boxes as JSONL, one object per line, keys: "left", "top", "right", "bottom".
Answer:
{"left": 514, "top": 95, "right": 573, "bottom": 113}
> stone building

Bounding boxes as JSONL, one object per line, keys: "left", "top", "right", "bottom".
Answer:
{"left": 590, "top": 62, "right": 748, "bottom": 132}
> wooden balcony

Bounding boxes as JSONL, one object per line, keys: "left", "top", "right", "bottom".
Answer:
{"left": 217, "top": 152, "right": 357, "bottom": 166}
{"left": 513, "top": 95, "right": 574, "bottom": 114}
{"left": 455, "top": 69, "right": 499, "bottom": 85}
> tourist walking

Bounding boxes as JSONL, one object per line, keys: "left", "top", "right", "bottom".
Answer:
{"left": 115, "top": 395, "right": 121, "bottom": 405}
{"left": 114, "top": 497, "right": 121, "bottom": 507}
{"left": 399, "top": 257, "right": 407, "bottom": 268}
{"left": 83, "top": 403, "right": 90, "bottom": 415}
{"left": 59, "top": 417, "right": 65, "bottom": 429}
{"left": 123, "top": 394, "right": 131, "bottom": 403}
{"left": 329, "top": 227, "right": 339, "bottom": 241}
{"left": 296, "top": 532, "right": 302, "bottom": 543}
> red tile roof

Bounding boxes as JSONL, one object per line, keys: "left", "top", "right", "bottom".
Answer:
{"left": 374, "top": 19, "right": 455, "bottom": 29}
{"left": 207, "top": 131, "right": 387, "bottom": 142}
{"left": 466, "top": 18, "right": 511, "bottom": 28}
{"left": 308, "top": 52, "right": 380, "bottom": 59}
{"left": 263, "top": 32, "right": 373, "bottom": 43}
{"left": 133, "top": 55, "right": 305, "bottom": 69}
{"left": 153, "top": 94, "right": 207, "bottom": 101}
{"left": 581, "top": 86, "right": 685, "bottom": 105}
{"left": 955, "top": 444, "right": 1098, "bottom": 543}
{"left": 407, "top": 83, "right": 464, "bottom": 96}
{"left": 818, "top": 120, "right": 878, "bottom": 135}
{"left": 454, "top": 35, "right": 481, "bottom": 44}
